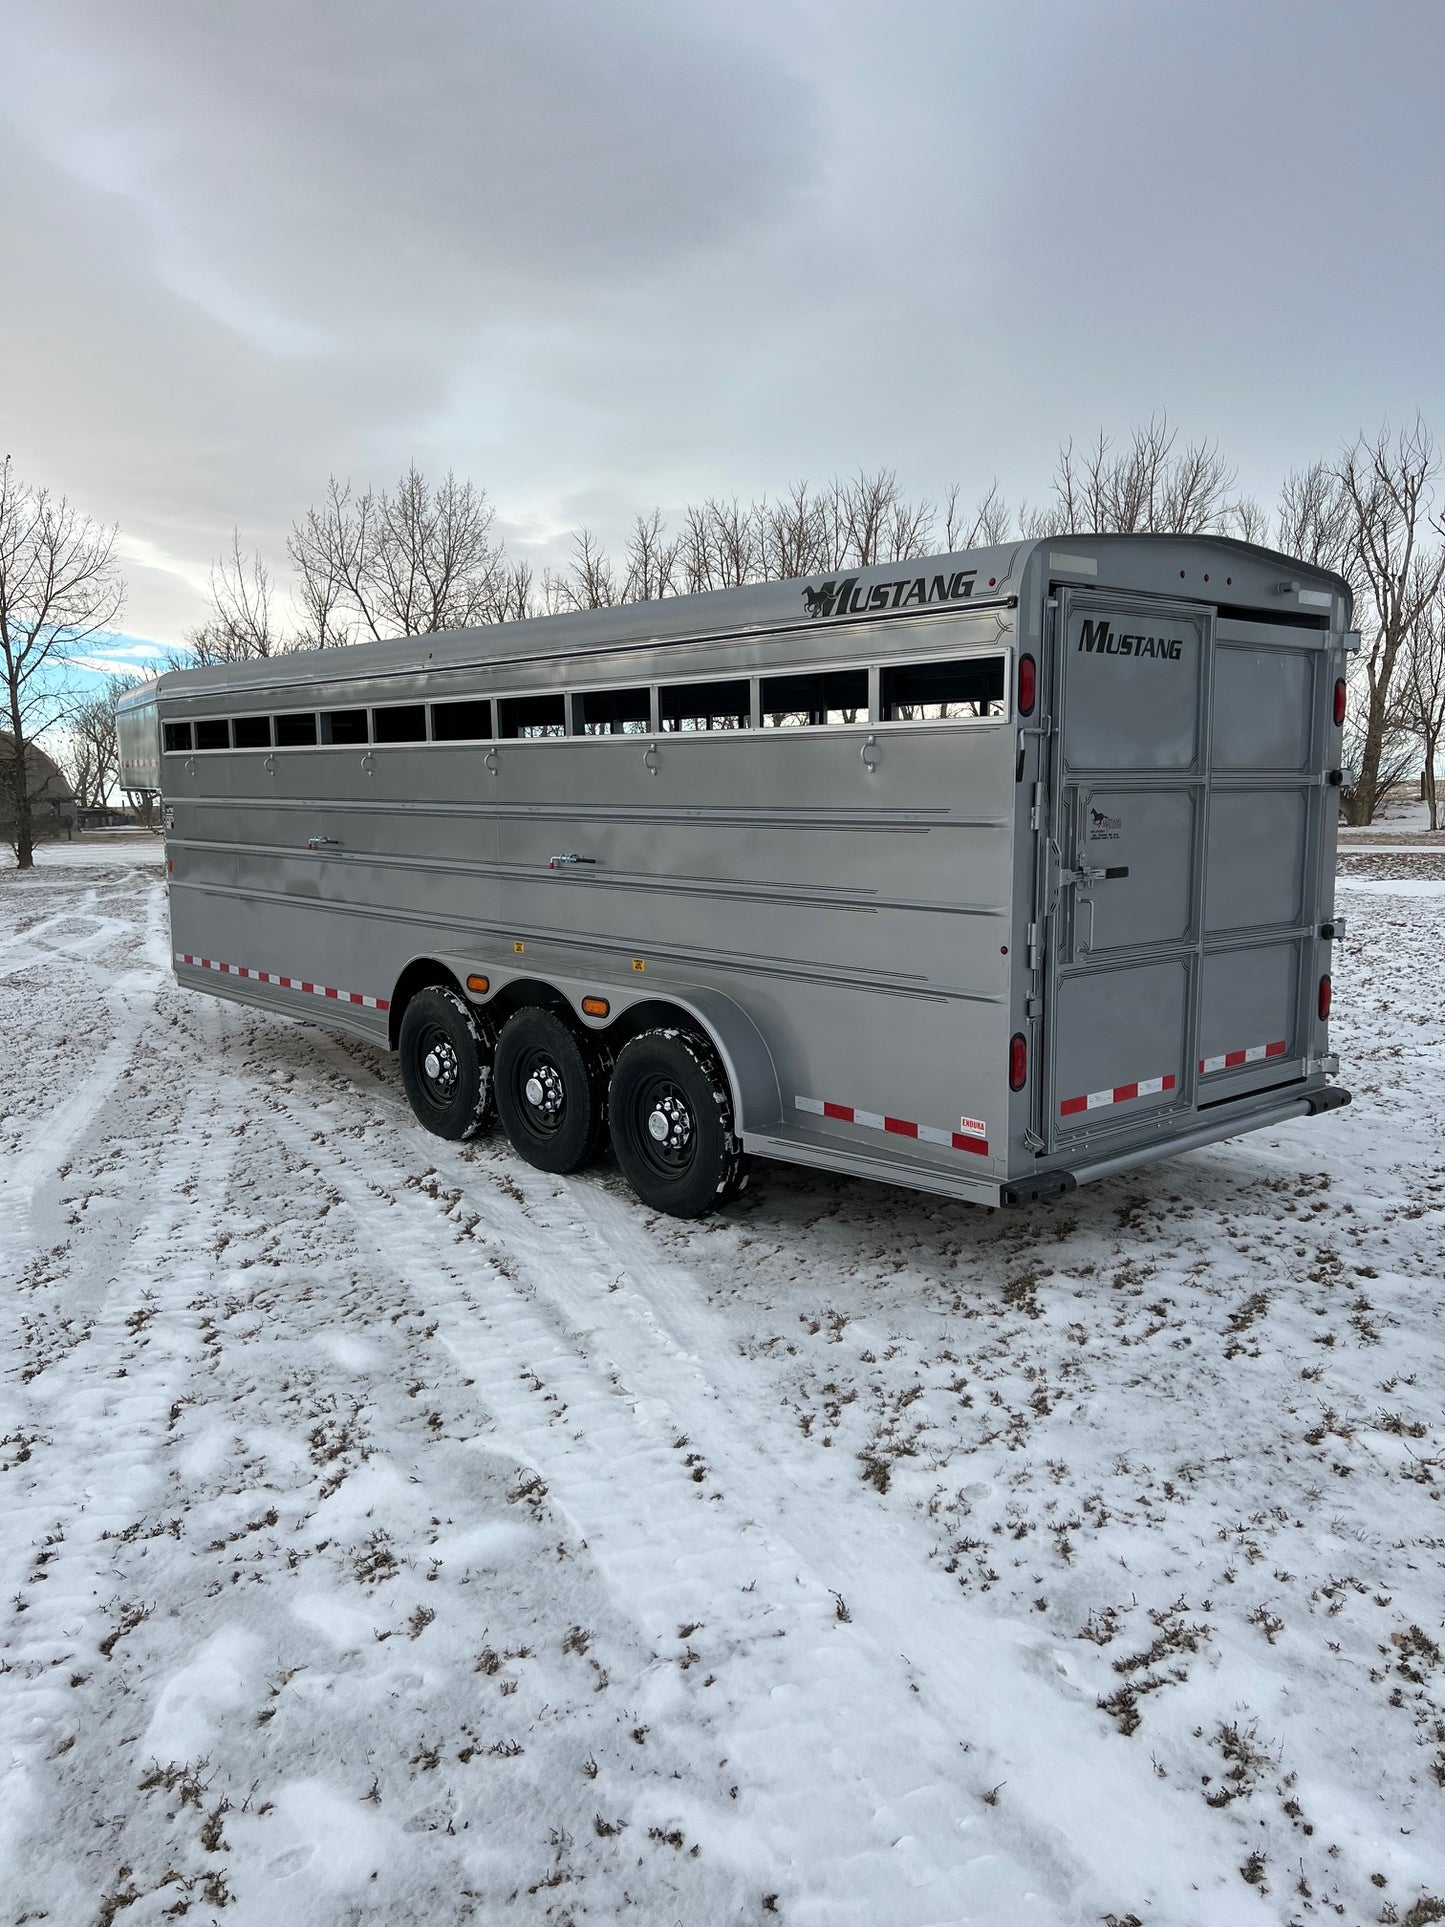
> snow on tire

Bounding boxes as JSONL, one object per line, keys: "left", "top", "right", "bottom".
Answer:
{"left": 608, "top": 1027, "right": 747, "bottom": 1218}
{"left": 398, "top": 985, "right": 495, "bottom": 1141}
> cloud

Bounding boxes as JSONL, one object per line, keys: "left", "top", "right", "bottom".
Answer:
{"left": 0, "top": 0, "right": 1442, "bottom": 651}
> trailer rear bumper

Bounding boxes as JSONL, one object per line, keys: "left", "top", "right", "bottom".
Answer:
{"left": 1036, "top": 1083, "right": 1352, "bottom": 1194}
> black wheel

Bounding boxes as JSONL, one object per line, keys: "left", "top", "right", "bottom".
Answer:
{"left": 494, "top": 1007, "right": 608, "bottom": 1174}
{"left": 608, "top": 1028, "right": 747, "bottom": 1218}
{"left": 398, "top": 986, "right": 495, "bottom": 1141}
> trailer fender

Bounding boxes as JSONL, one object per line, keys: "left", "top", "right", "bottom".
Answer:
{"left": 638, "top": 984, "right": 784, "bottom": 1138}
{"left": 411, "top": 956, "right": 783, "bottom": 1139}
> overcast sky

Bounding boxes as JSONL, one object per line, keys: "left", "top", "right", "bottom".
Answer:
{"left": 2, "top": 0, "right": 1443, "bottom": 659}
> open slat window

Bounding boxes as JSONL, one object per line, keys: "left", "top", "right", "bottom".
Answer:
{"left": 232, "top": 715, "right": 272, "bottom": 750}
{"left": 879, "top": 655, "right": 1005, "bottom": 721}
{"left": 275, "top": 713, "right": 318, "bottom": 747}
{"left": 373, "top": 704, "right": 427, "bottom": 744}
{"left": 659, "top": 679, "right": 750, "bottom": 732}
{"left": 162, "top": 722, "right": 192, "bottom": 753}
{"left": 431, "top": 699, "right": 493, "bottom": 742}
{"left": 194, "top": 719, "right": 230, "bottom": 751}
{"left": 499, "top": 694, "right": 565, "bottom": 739}
{"left": 320, "top": 708, "right": 370, "bottom": 745}
{"left": 761, "top": 668, "right": 868, "bottom": 728}
{"left": 576, "top": 687, "right": 651, "bottom": 735}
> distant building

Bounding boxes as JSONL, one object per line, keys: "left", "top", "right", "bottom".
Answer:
{"left": 0, "top": 732, "right": 76, "bottom": 843}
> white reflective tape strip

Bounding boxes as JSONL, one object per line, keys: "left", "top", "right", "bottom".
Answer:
{"left": 1134, "top": 1075, "right": 1167, "bottom": 1097}
{"left": 793, "top": 1096, "right": 988, "bottom": 1156}
{"left": 1298, "top": 588, "right": 1332, "bottom": 608}
{"left": 1200, "top": 1041, "right": 1288, "bottom": 1074}
{"left": 175, "top": 952, "right": 388, "bottom": 1010}
{"left": 1049, "top": 551, "right": 1098, "bottom": 575}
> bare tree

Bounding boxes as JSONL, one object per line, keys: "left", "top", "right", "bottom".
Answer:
{"left": 622, "top": 510, "right": 680, "bottom": 603}
{"left": 289, "top": 466, "right": 509, "bottom": 645}
{"left": 944, "top": 479, "right": 1013, "bottom": 550}
{"left": 1399, "top": 582, "right": 1445, "bottom": 828}
{"left": 61, "top": 674, "right": 138, "bottom": 808}
{"left": 554, "top": 527, "right": 619, "bottom": 611}
{"left": 169, "top": 528, "right": 283, "bottom": 668}
{"left": 1052, "top": 414, "right": 1239, "bottom": 535}
{"left": 0, "top": 455, "right": 125, "bottom": 868}
{"left": 1335, "top": 419, "right": 1445, "bottom": 823}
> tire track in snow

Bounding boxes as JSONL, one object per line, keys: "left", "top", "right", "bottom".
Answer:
{"left": 0, "top": 881, "right": 168, "bottom": 1230}
{"left": 260, "top": 1050, "right": 1229, "bottom": 1927}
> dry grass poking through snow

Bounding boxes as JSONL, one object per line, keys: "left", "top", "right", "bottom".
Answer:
{"left": 1, "top": 852, "right": 1442, "bottom": 1926}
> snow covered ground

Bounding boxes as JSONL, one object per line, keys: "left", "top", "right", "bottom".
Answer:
{"left": 2, "top": 849, "right": 1443, "bottom": 1927}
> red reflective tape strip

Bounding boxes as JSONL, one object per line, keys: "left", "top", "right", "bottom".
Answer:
{"left": 1265, "top": 1039, "right": 1286, "bottom": 1057}
{"left": 1060, "top": 1071, "right": 1175, "bottom": 1117}
{"left": 175, "top": 952, "right": 385, "bottom": 1010}
{"left": 795, "top": 1096, "right": 987, "bottom": 1159}
{"left": 1225, "top": 1049, "right": 1246, "bottom": 1068}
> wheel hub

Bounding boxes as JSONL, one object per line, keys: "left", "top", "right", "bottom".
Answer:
{"left": 422, "top": 1036, "right": 459, "bottom": 1095}
{"left": 523, "top": 1061, "right": 564, "bottom": 1119}
{"left": 646, "top": 1094, "right": 692, "bottom": 1152}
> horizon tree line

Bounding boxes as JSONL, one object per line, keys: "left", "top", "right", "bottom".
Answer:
{"left": 3, "top": 414, "right": 1444, "bottom": 866}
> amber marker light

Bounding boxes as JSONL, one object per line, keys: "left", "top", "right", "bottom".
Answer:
{"left": 466, "top": 974, "right": 489, "bottom": 994}
{"left": 581, "top": 996, "right": 610, "bottom": 1018}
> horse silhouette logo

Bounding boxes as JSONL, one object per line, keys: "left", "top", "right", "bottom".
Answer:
{"left": 801, "top": 582, "right": 837, "bottom": 618}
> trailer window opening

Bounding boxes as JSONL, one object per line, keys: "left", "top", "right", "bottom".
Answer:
{"left": 500, "top": 693, "right": 565, "bottom": 740}
{"left": 659, "top": 679, "right": 750, "bottom": 732}
{"left": 432, "top": 699, "right": 493, "bottom": 742}
{"left": 194, "top": 718, "right": 230, "bottom": 751}
{"left": 576, "top": 687, "right": 651, "bottom": 735}
{"left": 879, "top": 655, "right": 1006, "bottom": 721}
{"left": 162, "top": 722, "right": 192, "bottom": 753}
{"left": 275, "top": 712, "right": 318, "bottom": 747}
{"left": 373, "top": 704, "right": 428, "bottom": 744}
{"left": 231, "top": 715, "right": 272, "bottom": 750}
{"left": 320, "top": 708, "right": 370, "bottom": 746}
{"left": 761, "top": 668, "right": 869, "bottom": 728}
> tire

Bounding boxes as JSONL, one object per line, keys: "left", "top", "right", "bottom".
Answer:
{"left": 608, "top": 1028, "right": 747, "bottom": 1218}
{"left": 398, "top": 985, "right": 495, "bottom": 1142}
{"left": 494, "top": 1006, "right": 608, "bottom": 1174}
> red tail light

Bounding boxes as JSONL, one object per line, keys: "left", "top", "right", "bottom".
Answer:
{"left": 1018, "top": 653, "right": 1037, "bottom": 718}
{"left": 1318, "top": 974, "right": 1332, "bottom": 1020}
{"left": 1333, "top": 678, "right": 1346, "bottom": 728}
{"left": 1009, "top": 1032, "right": 1028, "bottom": 1091}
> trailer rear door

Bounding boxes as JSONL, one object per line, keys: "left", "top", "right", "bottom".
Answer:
{"left": 1043, "top": 591, "right": 1207, "bottom": 1149}
{"left": 1041, "top": 588, "right": 1330, "bottom": 1154}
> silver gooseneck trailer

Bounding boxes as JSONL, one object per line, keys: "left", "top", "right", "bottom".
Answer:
{"left": 118, "top": 532, "right": 1353, "bottom": 1217}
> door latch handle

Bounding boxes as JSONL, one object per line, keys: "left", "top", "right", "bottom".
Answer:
{"left": 306, "top": 835, "right": 341, "bottom": 850}
{"left": 547, "top": 853, "right": 596, "bottom": 869}
{"left": 1060, "top": 863, "right": 1129, "bottom": 885}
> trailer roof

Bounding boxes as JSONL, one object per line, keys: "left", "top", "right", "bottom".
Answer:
{"left": 122, "top": 531, "right": 1352, "bottom": 707}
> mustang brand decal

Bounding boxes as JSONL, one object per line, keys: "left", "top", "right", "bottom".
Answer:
{"left": 802, "top": 570, "right": 977, "bottom": 619}
{"left": 1077, "top": 618, "right": 1183, "bottom": 661}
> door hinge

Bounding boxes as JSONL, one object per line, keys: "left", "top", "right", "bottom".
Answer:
{"left": 1025, "top": 994, "right": 1042, "bottom": 1018}
{"left": 1023, "top": 1126, "right": 1046, "bottom": 1154}
{"left": 1026, "top": 922, "right": 1042, "bottom": 971}
{"left": 1029, "top": 782, "right": 1046, "bottom": 832}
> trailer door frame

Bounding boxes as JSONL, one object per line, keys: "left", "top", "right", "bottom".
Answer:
{"left": 1040, "top": 587, "right": 1217, "bottom": 1154}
